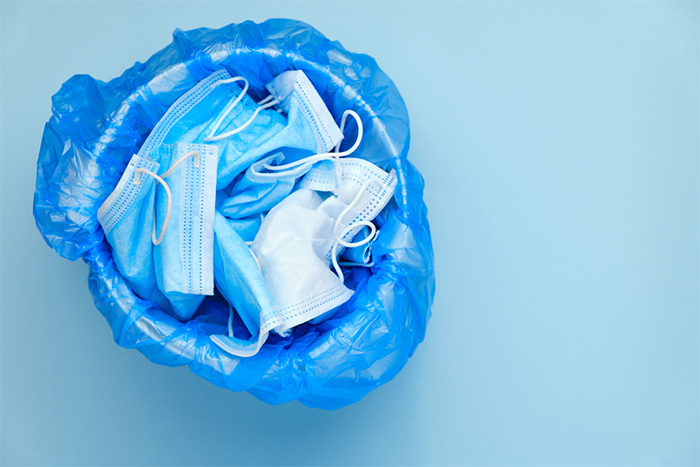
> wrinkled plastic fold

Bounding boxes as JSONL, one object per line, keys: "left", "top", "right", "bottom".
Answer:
{"left": 33, "top": 19, "right": 434, "bottom": 409}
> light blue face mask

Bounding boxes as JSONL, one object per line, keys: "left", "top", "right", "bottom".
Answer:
{"left": 97, "top": 155, "right": 172, "bottom": 313}
{"left": 216, "top": 152, "right": 302, "bottom": 220}
{"left": 217, "top": 70, "right": 350, "bottom": 220}
{"left": 265, "top": 70, "right": 343, "bottom": 157}
{"left": 151, "top": 143, "right": 218, "bottom": 321}
{"left": 209, "top": 211, "right": 280, "bottom": 357}
{"left": 220, "top": 214, "right": 264, "bottom": 243}
{"left": 98, "top": 145, "right": 219, "bottom": 320}
{"left": 138, "top": 69, "right": 287, "bottom": 190}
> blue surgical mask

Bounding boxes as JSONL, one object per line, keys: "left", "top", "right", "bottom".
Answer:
{"left": 151, "top": 143, "right": 218, "bottom": 321}
{"left": 265, "top": 70, "right": 343, "bottom": 156}
{"left": 216, "top": 153, "right": 303, "bottom": 220}
{"left": 209, "top": 211, "right": 280, "bottom": 357}
{"left": 97, "top": 155, "right": 172, "bottom": 313}
{"left": 137, "top": 69, "right": 288, "bottom": 190}
{"left": 217, "top": 70, "right": 347, "bottom": 220}
{"left": 219, "top": 214, "right": 264, "bottom": 243}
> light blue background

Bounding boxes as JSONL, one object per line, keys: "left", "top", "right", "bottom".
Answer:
{"left": 1, "top": 1, "right": 698, "bottom": 465}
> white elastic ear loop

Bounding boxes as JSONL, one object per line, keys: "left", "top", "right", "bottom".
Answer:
{"left": 331, "top": 110, "right": 355, "bottom": 188}
{"left": 334, "top": 110, "right": 361, "bottom": 154}
{"left": 203, "top": 76, "right": 249, "bottom": 141}
{"left": 204, "top": 94, "right": 279, "bottom": 142}
{"left": 133, "top": 168, "right": 172, "bottom": 246}
{"left": 131, "top": 151, "right": 199, "bottom": 246}
{"left": 159, "top": 150, "right": 200, "bottom": 178}
{"left": 329, "top": 179, "right": 378, "bottom": 282}
{"left": 331, "top": 222, "right": 376, "bottom": 282}
{"left": 260, "top": 109, "right": 364, "bottom": 173}
{"left": 250, "top": 249, "right": 262, "bottom": 271}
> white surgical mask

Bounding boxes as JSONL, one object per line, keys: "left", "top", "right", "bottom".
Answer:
{"left": 250, "top": 157, "right": 397, "bottom": 334}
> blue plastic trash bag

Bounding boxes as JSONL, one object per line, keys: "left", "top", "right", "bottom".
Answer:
{"left": 33, "top": 19, "right": 435, "bottom": 409}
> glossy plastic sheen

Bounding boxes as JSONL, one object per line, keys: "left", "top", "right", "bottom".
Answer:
{"left": 33, "top": 19, "right": 435, "bottom": 409}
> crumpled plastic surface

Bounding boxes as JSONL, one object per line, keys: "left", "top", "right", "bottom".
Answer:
{"left": 33, "top": 19, "right": 435, "bottom": 409}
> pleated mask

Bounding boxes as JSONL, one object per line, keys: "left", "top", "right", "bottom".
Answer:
{"left": 250, "top": 157, "right": 397, "bottom": 335}
{"left": 97, "top": 155, "right": 171, "bottom": 313}
{"left": 217, "top": 69, "right": 348, "bottom": 220}
{"left": 151, "top": 143, "right": 218, "bottom": 321}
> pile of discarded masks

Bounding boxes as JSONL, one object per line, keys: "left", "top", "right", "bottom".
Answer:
{"left": 34, "top": 20, "right": 434, "bottom": 409}
{"left": 98, "top": 67, "right": 397, "bottom": 357}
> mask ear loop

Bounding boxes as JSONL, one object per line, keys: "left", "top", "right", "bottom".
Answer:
{"left": 132, "top": 150, "right": 200, "bottom": 246}
{"left": 204, "top": 76, "right": 249, "bottom": 140}
{"left": 204, "top": 94, "right": 279, "bottom": 142}
{"left": 244, "top": 214, "right": 266, "bottom": 269}
{"left": 329, "top": 179, "right": 378, "bottom": 283}
{"left": 133, "top": 168, "right": 172, "bottom": 246}
{"left": 160, "top": 150, "right": 200, "bottom": 178}
{"left": 338, "top": 228, "right": 378, "bottom": 268}
{"left": 259, "top": 109, "right": 363, "bottom": 174}
{"left": 332, "top": 110, "right": 353, "bottom": 189}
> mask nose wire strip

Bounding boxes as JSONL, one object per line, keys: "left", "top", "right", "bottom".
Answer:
{"left": 228, "top": 306, "right": 234, "bottom": 338}
{"left": 204, "top": 94, "right": 279, "bottom": 142}
{"left": 330, "top": 178, "right": 378, "bottom": 283}
{"left": 133, "top": 168, "right": 172, "bottom": 246}
{"left": 258, "top": 109, "right": 363, "bottom": 174}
